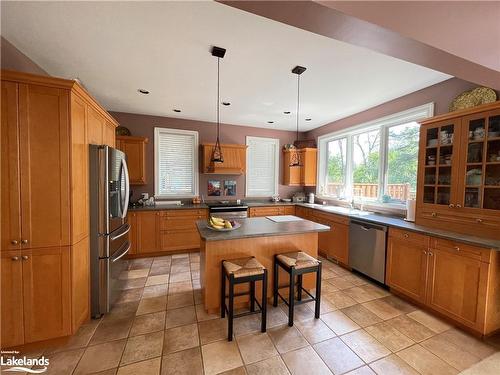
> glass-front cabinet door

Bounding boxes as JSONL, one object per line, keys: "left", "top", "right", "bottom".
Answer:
{"left": 419, "top": 119, "right": 461, "bottom": 208}
{"left": 459, "top": 110, "right": 500, "bottom": 212}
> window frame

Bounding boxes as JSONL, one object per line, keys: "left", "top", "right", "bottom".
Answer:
{"left": 317, "top": 103, "right": 434, "bottom": 205}
{"left": 154, "top": 127, "right": 199, "bottom": 199}
{"left": 245, "top": 136, "right": 280, "bottom": 197}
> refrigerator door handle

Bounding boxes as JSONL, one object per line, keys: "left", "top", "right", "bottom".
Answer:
{"left": 110, "top": 223, "right": 130, "bottom": 241}
{"left": 111, "top": 241, "right": 131, "bottom": 263}
{"left": 121, "top": 157, "right": 130, "bottom": 218}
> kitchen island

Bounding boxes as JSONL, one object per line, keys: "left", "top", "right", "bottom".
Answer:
{"left": 196, "top": 216, "right": 330, "bottom": 313}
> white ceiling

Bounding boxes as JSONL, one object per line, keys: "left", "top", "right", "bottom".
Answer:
{"left": 1, "top": 1, "right": 451, "bottom": 131}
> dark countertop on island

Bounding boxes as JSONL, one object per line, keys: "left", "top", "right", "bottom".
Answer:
{"left": 196, "top": 217, "right": 330, "bottom": 241}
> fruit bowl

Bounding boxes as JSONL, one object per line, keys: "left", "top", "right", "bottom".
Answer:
{"left": 206, "top": 217, "right": 242, "bottom": 231}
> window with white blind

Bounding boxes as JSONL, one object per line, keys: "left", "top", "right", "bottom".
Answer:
{"left": 246, "top": 136, "right": 279, "bottom": 197}
{"left": 154, "top": 127, "right": 199, "bottom": 198}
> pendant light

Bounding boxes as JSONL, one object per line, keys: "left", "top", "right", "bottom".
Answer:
{"left": 289, "top": 65, "right": 306, "bottom": 167}
{"left": 211, "top": 46, "right": 226, "bottom": 163}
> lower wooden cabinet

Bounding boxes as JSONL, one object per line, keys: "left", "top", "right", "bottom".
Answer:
{"left": 311, "top": 211, "right": 349, "bottom": 264}
{"left": 248, "top": 205, "right": 295, "bottom": 217}
{"left": 386, "top": 228, "right": 499, "bottom": 335}
{"left": 1, "top": 247, "right": 71, "bottom": 347}
{"left": 136, "top": 211, "right": 161, "bottom": 254}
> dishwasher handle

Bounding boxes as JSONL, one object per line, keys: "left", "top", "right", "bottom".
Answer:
{"left": 350, "top": 220, "right": 387, "bottom": 232}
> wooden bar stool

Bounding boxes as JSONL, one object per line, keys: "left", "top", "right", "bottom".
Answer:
{"left": 221, "top": 257, "right": 267, "bottom": 341}
{"left": 273, "top": 251, "right": 322, "bottom": 326}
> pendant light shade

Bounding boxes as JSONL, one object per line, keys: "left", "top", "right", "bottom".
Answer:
{"left": 211, "top": 46, "right": 226, "bottom": 164}
{"left": 289, "top": 65, "right": 306, "bottom": 167}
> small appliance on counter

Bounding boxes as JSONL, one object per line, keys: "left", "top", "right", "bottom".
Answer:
{"left": 308, "top": 193, "right": 315, "bottom": 204}
{"left": 292, "top": 192, "right": 306, "bottom": 203}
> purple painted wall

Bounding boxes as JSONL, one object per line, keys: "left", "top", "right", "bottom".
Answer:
{"left": 1, "top": 36, "right": 49, "bottom": 76}
{"left": 110, "top": 112, "right": 304, "bottom": 201}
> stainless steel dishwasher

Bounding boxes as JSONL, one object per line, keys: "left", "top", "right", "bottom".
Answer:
{"left": 349, "top": 220, "right": 388, "bottom": 284}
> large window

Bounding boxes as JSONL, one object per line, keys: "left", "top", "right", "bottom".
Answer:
{"left": 154, "top": 127, "right": 199, "bottom": 198}
{"left": 246, "top": 136, "right": 279, "bottom": 197}
{"left": 318, "top": 103, "right": 433, "bottom": 205}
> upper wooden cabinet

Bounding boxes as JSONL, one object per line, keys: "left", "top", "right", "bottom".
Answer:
{"left": 116, "top": 136, "right": 148, "bottom": 185}
{"left": 416, "top": 101, "right": 500, "bottom": 239}
{"left": 283, "top": 148, "right": 317, "bottom": 186}
{"left": 201, "top": 143, "right": 247, "bottom": 174}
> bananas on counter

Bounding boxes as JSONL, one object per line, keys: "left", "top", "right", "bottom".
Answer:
{"left": 208, "top": 216, "right": 233, "bottom": 230}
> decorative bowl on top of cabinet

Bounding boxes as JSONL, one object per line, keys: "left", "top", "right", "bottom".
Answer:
{"left": 416, "top": 101, "right": 500, "bottom": 239}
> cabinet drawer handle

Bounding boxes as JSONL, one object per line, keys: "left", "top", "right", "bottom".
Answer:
{"left": 11, "top": 240, "right": 18, "bottom": 245}
{"left": 431, "top": 212, "right": 437, "bottom": 217}
{"left": 422, "top": 250, "right": 427, "bottom": 255}
{"left": 21, "top": 255, "right": 29, "bottom": 260}
{"left": 403, "top": 233, "right": 409, "bottom": 238}
{"left": 21, "top": 239, "right": 28, "bottom": 244}
{"left": 453, "top": 246, "right": 460, "bottom": 251}
{"left": 456, "top": 204, "right": 462, "bottom": 208}
{"left": 448, "top": 204, "right": 455, "bottom": 208}
{"left": 428, "top": 251, "right": 434, "bottom": 256}
{"left": 11, "top": 256, "right": 19, "bottom": 261}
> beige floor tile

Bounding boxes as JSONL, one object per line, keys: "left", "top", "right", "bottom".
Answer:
{"left": 129, "top": 258, "right": 154, "bottom": 270}
{"left": 198, "top": 318, "right": 229, "bottom": 344}
{"left": 168, "top": 280, "right": 193, "bottom": 295}
{"left": 440, "top": 328, "right": 497, "bottom": 359}
{"left": 90, "top": 317, "right": 133, "bottom": 345}
{"left": 323, "top": 291, "right": 358, "bottom": 309}
{"left": 116, "top": 287, "right": 143, "bottom": 304}
{"left": 306, "top": 296, "right": 338, "bottom": 315}
{"left": 370, "top": 354, "right": 419, "bottom": 375}
{"left": 172, "top": 253, "right": 189, "bottom": 260}
{"left": 142, "top": 284, "right": 168, "bottom": 299}
{"left": 165, "top": 305, "right": 197, "bottom": 328}
{"left": 295, "top": 318, "right": 336, "bottom": 344}
{"left": 161, "top": 347, "right": 203, "bottom": 375}
{"left": 171, "top": 263, "right": 191, "bottom": 273}
{"left": 280, "top": 303, "right": 316, "bottom": 322}
{"left": 328, "top": 277, "right": 356, "bottom": 290}
{"left": 281, "top": 346, "right": 332, "bottom": 375}
{"left": 74, "top": 339, "right": 126, "bottom": 374}
{"left": 343, "top": 274, "right": 370, "bottom": 286}
{"left": 122, "top": 277, "right": 147, "bottom": 290}
{"left": 169, "top": 271, "right": 192, "bottom": 283}
{"left": 149, "top": 266, "right": 170, "bottom": 276}
{"left": 396, "top": 344, "right": 458, "bottom": 375}
{"left": 220, "top": 367, "right": 248, "bottom": 375}
{"left": 460, "top": 352, "right": 500, "bottom": 375}
{"left": 130, "top": 311, "right": 166, "bottom": 337}
{"left": 234, "top": 314, "right": 262, "bottom": 336}
{"left": 341, "top": 329, "right": 391, "bottom": 363}
{"left": 42, "top": 348, "right": 84, "bottom": 375}
{"left": 194, "top": 290, "right": 203, "bottom": 304}
{"left": 91, "top": 369, "right": 118, "bottom": 375}
{"left": 420, "top": 333, "right": 481, "bottom": 371}
{"left": 268, "top": 325, "right": 309, "bottom": 354}
{"left": 320, "top": 280, "right": 340, "bottom": 294}
{"left": 45, "top": 320, "right": 100, "bottom": 354}
{"left": 313, "top": 337, "right": 364, "bottom": 374}
{"left": 245, "top": 356, "right": 290, "bottom": 375}
{"left": 104, "top": 301, "right": 139, "bottom": 321}
{"left": 365, "top": 322, "right": 414, "bottom": 352}
{"left": 195, "top": 303, "right": 219, "bottom": 322}
{"left": 202, "top": 340, "right": 244, "bottom": 375}
{"left": 321, "top": 310, "right": 360, "bottom": 335}
{"left": 386, "top": 315, "right": 435, "bottom": 342}
{"left": 379, "top": 295, "right": 417, "bottom": 314}
{"left": 167, "top": 292, "right": 194, "bottom": 310}
{"left": 343, "top": 285, "right": 388, "bottom": 304}
{"left": 406, "top": 310, "right": 452, "bottom": 333}
{"left": 117, "top": 357, "right": 161, "bottom": 375}
{"left": 236, "top": 332, "right": 278, "bottom": 364}
{"left": 322, "top": 269, "right": 338, "bottom": 280}
{"left": 120, "top": 331, "right": 163, "bottom": 365}
{"left": 136, "top": 296, "right": 167, "bottom": 315}
{"left": 362, "top": 299, "right": 403, "bottom": 320}
{"left": 345, "top": 365, "right": 376, "bottom": 375}
{"left": 163, "top": 323, "right": 199, "bottom": 354}
{"left": 145, "top": 274, "right": 169, "bottom": 286}
{"left": 341, "top": 304, "right": 383, "bottom": 327}
{"left": 120, "top": 269, "right": 150, "bottom": 280}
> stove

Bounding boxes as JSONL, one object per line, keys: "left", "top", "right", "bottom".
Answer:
{"left": 206, "top": 200, "right": 248, "bottom": 219}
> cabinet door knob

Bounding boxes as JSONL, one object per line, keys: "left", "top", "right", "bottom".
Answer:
{"left": 453, "top": 246, "right": 460, "bottom": 251}
{"left": 448, "top": 204, "right": 455, "bottom": 208}
{"left": 423, "top": 250, "right": 427, "bottom": 255}
{"left": 21, "top": 255, "right": 29, "bottom": 260}
{"left": 476, "top": 218, "right": 483, "bottom": 223}
{"left": 21, "top": 239, "right": 28, "bottom": 244}
{"left": 431, "top": 212, "right": 437, "bottom": 217}
{"left": 403, "top": 233, "right": 409, "bottom": 238}
{"left": 11, "top": 256, "right": 19, "bottom": 261}
{"left": 456, "top": 204, "right": 462, "bottom": 208}
{"left": 428, "top": 251, "right": 434, "bottom": 256}
{"left": 11, "top": 240, "right": 18, "bottom": 245}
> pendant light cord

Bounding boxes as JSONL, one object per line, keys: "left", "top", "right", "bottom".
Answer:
{"left": 296, "top": 73, "right": 300, "bottom": 144}
{"left": 217, "top": 57, "right": 220, "bottom": 142}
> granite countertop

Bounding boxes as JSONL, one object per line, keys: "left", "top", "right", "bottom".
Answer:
{"left": 196, "top": 217, "right": 330, "bottom": 241}
{"left": 246, "top": 201, "right": 295, "bottom": 207}
{"left": 128, "top": 203, "right": 208, "bottom": 211}
{"left": 297, "top": 203, "right": 500, "bottom": 250}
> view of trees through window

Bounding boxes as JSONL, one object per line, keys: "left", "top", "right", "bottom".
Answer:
{"left": 325, "top": 121, "right": 420, "bottom": 202}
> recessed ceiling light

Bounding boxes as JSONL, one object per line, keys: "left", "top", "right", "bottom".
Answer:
{"left": 222, "top": 102, "right": 231, "bottom": 106}
{"left": 173, "top": 109, "right": 181, "bottom": 113}
{"left": 138, "top": 89, "right": 150, "bottom": 94}
{"left": 267, "top": 121, "right": 274, "bottom": 124}
{"left": 305, "top": 118, "right": 312, "bottom": 121}
{"left": 284, "top": 111, "right": 291, "bottom": 114}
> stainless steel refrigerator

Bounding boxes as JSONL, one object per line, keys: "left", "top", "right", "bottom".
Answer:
{"left": 89, "top": 145, "right": 131, "bottom": 318}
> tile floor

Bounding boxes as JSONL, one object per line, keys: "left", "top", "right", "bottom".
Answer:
{"left": 14, "top": 252, "right": 500, "bottom": 375}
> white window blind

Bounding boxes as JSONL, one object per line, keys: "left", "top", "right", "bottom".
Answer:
{"left": 154, "top": 128, "right": 199, "bottom": 198}
{"left": 246, "top": 136, "right": 279, "bottom": 197}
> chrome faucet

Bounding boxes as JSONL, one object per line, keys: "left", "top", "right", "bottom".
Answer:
{"left": 349, "top": 198, "right": 355, "bottom": 210}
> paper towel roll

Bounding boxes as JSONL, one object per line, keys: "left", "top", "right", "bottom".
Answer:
{"left": 406, "top": 199, "right": 416, "bottom": 222}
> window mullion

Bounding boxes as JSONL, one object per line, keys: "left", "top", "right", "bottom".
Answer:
{"left": 379, "top": 125, "right": 389, "bottom": 201}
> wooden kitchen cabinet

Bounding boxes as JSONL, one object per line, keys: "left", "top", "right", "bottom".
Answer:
{"left": 128, "top": 212, "right": 138, "bottom": 255}
{"left": 201, "top": 143, "right": 247, "bottom": 174}
{"left": 136, "top": 211, "right": 161, "bottom": 254}
{"left": 103, "top": 121, "right": 116, "bottom": 147}
{"left": 283, "top": 148, "right": 317, "bottom": 186}
{"left": 116, "top": 136, "right": 148, "bottom": 185}
{"left": 1, "top": 251, "right": 24, "bottom": 348}
{"left": 248, "top": 205, "right": 295, "bottom": 217}
{"left": 312, "top": 211, "right": 349, "bottom": 264}
{"left": 416, "top": 101, "right": 500, "bottom": 239}
{"left": 295, "top": 206, "right": 313, "bottom": 219}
